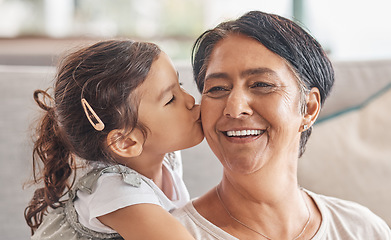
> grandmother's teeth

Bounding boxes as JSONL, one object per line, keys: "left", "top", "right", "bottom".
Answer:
{"left": 226, "top": 130, "right": 262, "bottom": 137}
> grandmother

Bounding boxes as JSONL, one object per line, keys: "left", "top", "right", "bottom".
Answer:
{"left": 173, "top": 11, "right": 391, "bottom": 239}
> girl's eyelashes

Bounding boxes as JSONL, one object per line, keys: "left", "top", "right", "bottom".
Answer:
{"left": 165, "top": 82, "right": 182, "bottom": 106}
{"left": 165, "top": 95, "right": 176, "bottom": 105}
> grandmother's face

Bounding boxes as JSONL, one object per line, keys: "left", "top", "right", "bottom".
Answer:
{"left": 200, "top": 34, "right": 305, "bottom": 174}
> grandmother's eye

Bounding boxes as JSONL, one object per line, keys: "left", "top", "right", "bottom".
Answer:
{"left": 204, "top": 86, "right": 228, "bottom": 93}
{"left": 251, "top": 82, "right": 273, "bottom": 88}
{"left": 203, "top": 85, "right": 230, "bottom": 98}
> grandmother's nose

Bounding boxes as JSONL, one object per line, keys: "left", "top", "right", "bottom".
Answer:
{"left": 223, "top": 89, "right": 253, "bottom": 118}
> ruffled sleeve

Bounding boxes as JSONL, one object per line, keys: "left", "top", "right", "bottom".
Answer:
{"left": 74, "top": 165, "right": 162, "bottom": 233}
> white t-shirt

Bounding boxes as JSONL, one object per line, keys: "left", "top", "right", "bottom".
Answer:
{"left": 172, "top": 189, "right": 391, "bottom": 240}
{"left": 74, "top": 152, "right": 190, "bottom": 233}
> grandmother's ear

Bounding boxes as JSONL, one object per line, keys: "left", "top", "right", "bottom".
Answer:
{"left": 301, "top": 87, "right": 321, "bottom": 131}
{"left": 107, "top": 129, "right": 143, "bottom": 158}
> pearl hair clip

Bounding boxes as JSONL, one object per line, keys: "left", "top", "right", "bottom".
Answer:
{"left": 81, "top": 98, "right": 105, "bottom": 131}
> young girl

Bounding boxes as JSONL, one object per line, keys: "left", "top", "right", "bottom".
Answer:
{"left": 24, "top": 40, "right": 203, "bottom": 239}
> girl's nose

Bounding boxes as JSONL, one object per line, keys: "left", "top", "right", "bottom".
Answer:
{"left": 223, "top": 89, "right": 253, "bottom": 119}
{"left": 182, "top": 88, "right": 196, "bottom": 109}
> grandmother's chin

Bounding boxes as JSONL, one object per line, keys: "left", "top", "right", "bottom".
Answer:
{"left": 222, "top": 156, "right": 266, "bottom": 175}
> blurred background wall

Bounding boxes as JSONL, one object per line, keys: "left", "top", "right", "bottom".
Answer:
{"left": 1, "top": 0, "right": 391, "bottom": 65}
{"left": 1, "top": 0, "right": 391, "bottom": 239}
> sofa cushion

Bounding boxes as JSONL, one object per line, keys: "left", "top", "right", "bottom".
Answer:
{"left": 298, "top": 84, "right": 391, "bottom": 225}
{"left": 319, "top": 60, "right": 391, "bottom": 120}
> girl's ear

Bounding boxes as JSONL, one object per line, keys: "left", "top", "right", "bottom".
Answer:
{"left": 107, "top": 129, "right": 144, "bottom": 158}
{"left": 301, "top": 87, "right": 321, "bottom": 131}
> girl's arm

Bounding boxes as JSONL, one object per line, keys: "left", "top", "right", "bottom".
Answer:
{"left": 98, "top": 203, "right": 195, "bottom": 240}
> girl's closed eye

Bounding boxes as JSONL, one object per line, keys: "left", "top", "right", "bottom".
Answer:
{"left": 165, "top": 95, "right": 176, "bottom": 105}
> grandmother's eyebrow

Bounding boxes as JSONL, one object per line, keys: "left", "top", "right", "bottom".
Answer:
{"left": 205, "top": 72, "right": 230, "bottom": 82}
{"left": 205, "top": 68, "right": 278, "bottom": 82}
{"left": 240, "top": 67, "right": 278, "bottom": 78}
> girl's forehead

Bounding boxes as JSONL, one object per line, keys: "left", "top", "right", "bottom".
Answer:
{"left": 134, "top": 53, "right": 178, "bottom": 102}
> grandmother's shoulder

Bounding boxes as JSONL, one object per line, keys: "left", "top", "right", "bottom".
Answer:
{"left": 311, "top": 190, "right": 377, "bottom": 218}
{"left": 171, "top": 201, "right": 193, "bottom": 220}
{"left": 307, "top": 190, "right": 391, "bottom": 238}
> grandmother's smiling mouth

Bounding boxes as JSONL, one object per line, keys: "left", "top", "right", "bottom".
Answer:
{"left": 223, "top": 129, "right": 265, "bottom": 138}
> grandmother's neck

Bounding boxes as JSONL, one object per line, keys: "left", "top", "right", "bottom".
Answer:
{"left": 222, "top": 160, "right": 299, "bottom": 202}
